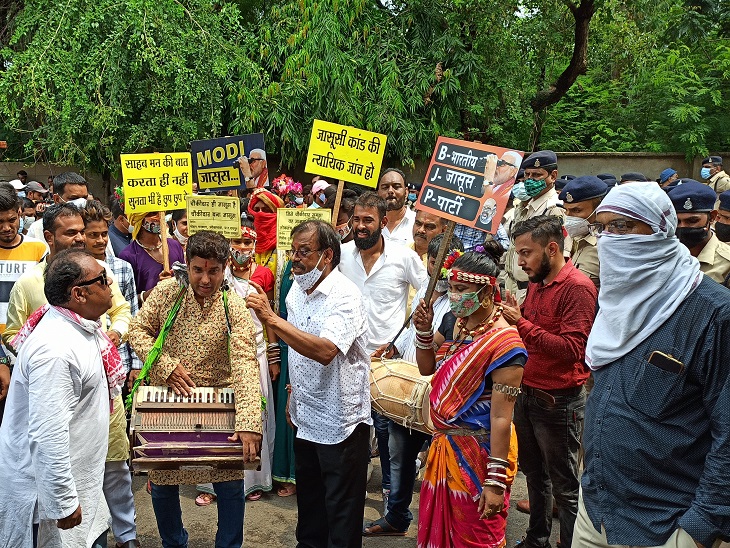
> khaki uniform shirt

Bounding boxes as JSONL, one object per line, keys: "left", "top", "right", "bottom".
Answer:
{"left": 571, "top": 234, "right": 600, "bottom": 288}
{"left": 504, "top": 188, "right": 565, "bottom": 302}
{"left": 708, "top": 170, "right": 730, "bottom": 195}
{"left": 697, "top": 233, "right": 730, "bottom": 287}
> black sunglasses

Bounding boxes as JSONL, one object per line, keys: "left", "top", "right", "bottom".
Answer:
{"left": 76, "top": 270, "right": 109, "bottom": 288}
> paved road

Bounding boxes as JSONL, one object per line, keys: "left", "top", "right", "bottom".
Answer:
{"left": 127, "top": 463, "right": 561, "bottom": 547}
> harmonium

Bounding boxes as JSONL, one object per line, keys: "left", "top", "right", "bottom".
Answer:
{"left": 130, "top": 386, "right": 259, "bottom": 472}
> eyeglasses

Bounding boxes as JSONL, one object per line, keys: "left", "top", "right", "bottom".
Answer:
{"left": 75, "top": 270, "right": 109, "bottom": 288}
{"left": 497, "top": 160, "right": 516, "bottom": 168}
{"left": 588, "top": 219, "right": 638, "bottom": 236}
{"left": 286, "top": 248, "right": 322, "bottom": 260}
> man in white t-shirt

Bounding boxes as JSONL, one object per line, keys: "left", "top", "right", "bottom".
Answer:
{"left": 247, "top": 219, "right": 371, "bottom": 548}
{"left": 339, "top": 191, "right": 426, "bottom": 512}
{"left": 378, "top": 168, "right": 416, "bottom": 246}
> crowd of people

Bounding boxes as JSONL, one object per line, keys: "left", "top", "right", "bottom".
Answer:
{"left": 0, "top": 151, "right": 728, "bottom": 548}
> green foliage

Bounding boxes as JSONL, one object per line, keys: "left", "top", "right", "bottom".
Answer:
{"left": 0, "top": 0, "right": 727, "bottom": 174}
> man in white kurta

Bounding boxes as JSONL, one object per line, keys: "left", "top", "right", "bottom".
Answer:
{"left": 0, "top": 250, "right": 113, "bottom": 547}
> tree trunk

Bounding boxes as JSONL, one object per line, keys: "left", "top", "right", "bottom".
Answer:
{"left": 530, "top": 0, "right": 596, "bottom": 113}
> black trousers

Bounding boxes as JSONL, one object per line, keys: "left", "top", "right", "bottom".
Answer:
{"left": 294, "top": 422, "right": 370, "bottom": 548}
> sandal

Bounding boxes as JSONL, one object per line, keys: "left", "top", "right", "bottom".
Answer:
{"left": 246, "top": 490, "right": 263, "bottom": 501}
{"left": 195, "top": 492, "right": 216, "bottom": 506}
{"left": 362, "top": 517, "right": 407, "bottom": 537}
{"left": 276, "top": 484, "right": 297, "bottom": 497}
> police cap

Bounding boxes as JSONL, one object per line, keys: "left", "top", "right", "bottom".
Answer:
{"left": 522, "top": 150, "right": 557, "bottom": 171}
{"left": 559, "top": 176, "right": 608, "bottom": 204}
{"left": 667, "top": 179, "right": 717, "bottom": 212}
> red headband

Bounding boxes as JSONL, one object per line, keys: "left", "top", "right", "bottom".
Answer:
{"left": 241, "top": 227, "right": 257, "bottom": 240}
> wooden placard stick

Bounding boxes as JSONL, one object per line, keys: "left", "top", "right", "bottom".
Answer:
{"left": 159, "top": 210, "right": 170, "bottom": 272}
{"left": 423, "top": 220, "right": 455, "bottom": 305}
{"left": 331, "top": 179, "right": 345, "bottom": 227}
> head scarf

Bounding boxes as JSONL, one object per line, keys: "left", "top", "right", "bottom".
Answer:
{"left": 247, "top": 189, "right": 283, "bottom": 253}
{"left": 585, "top": 181, "right": 702, "bottom": 369}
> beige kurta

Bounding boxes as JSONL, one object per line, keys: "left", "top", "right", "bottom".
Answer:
{"left": 128, "top": 278, "right": 262, "bottom": 485}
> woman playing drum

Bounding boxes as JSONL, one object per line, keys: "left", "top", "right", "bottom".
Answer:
{"left": 414, "top": 250, "right": 526, "bottom": 548}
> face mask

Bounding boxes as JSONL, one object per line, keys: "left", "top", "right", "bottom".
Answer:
{"left": 65, "top": 197, "right": 88, "bottom": 208}
{"left": 715, "top": 222, "right": 730, "bottom": 243}
{"left": 293, "top": 252, "right": 324, "bottom": 291}
{"left": 17, "top": 191, "right": 26, "bottom": 199}
{"left": 295, "top": 196, "right": 304, "bottom": 205}
{"left": 24, "top": 216, "right": 35, "bottom": 228}
{"left": 335, "top": 221, "right": 351, "bottom": 241}
{"left": 435, "top": 279, "right": 449, "bottom": 293}
{"left": 700, "top": 167, "right": 712, "bottom": 180}
{"left": 676, "top": 225, "right": 709, "bottom": 248}
{"left": 318, "top": 192, "right": 326, "bottom": 203}
{"left": 18, "top": 217, "right": 24, "bottom": 233}
{"left": 524, "top": 178, "right": 547, "bottom": 197}
{"left": 126, "top": 221, "right": 134, "bottom": 234}
{"left": 231, "top": 247, "right": 253, "bottom": 267}
{"left": 408, "top": 193, "right": 417, "bottom": 202}
{"left": 142, "top": 219, "right": 162, "bottom": 234}
{"left": 564, "top": 215, "right": 591, "bottom": 239}
{"left": 512, "top": 181, "right": 532, "bottom": 202}
{"left": 173, "top": 227, "right": 188, "bottom": 245}
{"left": 309, "top": 202, "right": 321, "bottom": 209}
{"left": 448, "top": 286, "right": 485, "bottom": 318}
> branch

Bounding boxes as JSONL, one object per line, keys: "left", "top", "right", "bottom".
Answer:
{"left": 530, "top": 0, "right": 596, "bottom": 112}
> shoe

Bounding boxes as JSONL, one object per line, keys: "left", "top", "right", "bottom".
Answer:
{"left": 515, "top": 499, "right": 559, "bottom": 518}
{"left": 276, "top": 484, "right": 296, "bottom": 497}
{"left": 363, "top": 517, "right": 407, "bottom": 537}
{"left": 382, "top": 489, "right": 390, "bottom": 514}
{"left": 514, "top": 538, "right": 551, "bottom": 548}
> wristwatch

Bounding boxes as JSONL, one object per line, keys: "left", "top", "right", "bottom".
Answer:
{"left": 0, "top": 356, "right": 11, "bottom": 367}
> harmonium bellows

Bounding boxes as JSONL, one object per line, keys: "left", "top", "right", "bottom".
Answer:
{"left": 130, "top": 386, "right": 259, "bottom": 472}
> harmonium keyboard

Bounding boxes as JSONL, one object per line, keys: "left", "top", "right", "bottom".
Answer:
{"left": 130, "top": 386, "right": 259, "bottom": 472}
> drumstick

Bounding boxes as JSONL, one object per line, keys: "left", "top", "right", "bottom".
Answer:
{"left": 383, "top": 310, "right": 415, "bottom": 357}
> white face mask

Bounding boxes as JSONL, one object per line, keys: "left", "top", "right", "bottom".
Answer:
{"left": 564, "top": 215, "right": 591, "bottom": 239}
{"left": 293, "top": 252, "right": 325, "bottom": 291}
{"left": 173, "top": 227, "right": 188, "bottom": 245}
{"left": 65, "top": 197, "right": 88, "bottom": 208}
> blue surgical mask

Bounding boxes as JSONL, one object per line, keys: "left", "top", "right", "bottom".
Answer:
{"left": 700, "top": 167, "right": 712, "bottom": 180}
{"left": 18, "top": 216, "right": 24, "bottom": 233}
{"left": 408, "top": 192, "right": 417, "bottom": 202}
{"left": 512, "top": 181, "right": 531, "bottom": 202}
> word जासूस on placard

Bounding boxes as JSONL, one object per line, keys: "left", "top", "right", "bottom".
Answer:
{"left": 304, "top": 120, "right": 387, "bottom": 188}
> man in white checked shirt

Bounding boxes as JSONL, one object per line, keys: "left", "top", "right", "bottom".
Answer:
{"left": 246, "top": 219, "right": 372, "bottom": 548}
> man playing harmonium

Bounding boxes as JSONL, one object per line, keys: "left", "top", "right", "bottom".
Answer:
{"left": 128, "top": 230, "right": 262, "bottom": 548}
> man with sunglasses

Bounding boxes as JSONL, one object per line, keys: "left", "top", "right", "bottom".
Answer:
{"left": 2, "top": 204, "right": 136, "bottom": 547}
{"left": 575, "top": 181, "right": 730, "bottom": 548}
{"left": 0, "top": 248, "right": 120, "bottom": 548}
{"left": 246, "top": 219, "right": 372, "bottom": 548}
{"left": 236, "top": 148, "right": 269, "bottom": 191}
{"left": 558, "top": 176, "right": 608, "bottom": 288}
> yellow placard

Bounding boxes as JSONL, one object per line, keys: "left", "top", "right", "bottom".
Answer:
{"left": 186, "top": 195, "right": 241, "bottom": 239}
{"left": 197, "top": 167, "right": 240, "bottom": 190}
{"left": 304, "top": 120, "right": 387, "bottom": 188}
{"left": 121, "top": 153, "right": 193, "bottom": 213}
{"left": 276, "top": 208, "right": 332, "bottom": 250}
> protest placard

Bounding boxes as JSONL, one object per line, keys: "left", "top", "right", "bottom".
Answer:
{"left": 276, "top": 208, "right": 332, "bottom": 250}
{"left": 191, "top": 133, "right": 267, "bottom": 191}
{"left": 186, "top": 195, "right": 241, "bottom": 239}
{"left": 304, "top": 120, "right": 387, "bottom": 188}
{"left": 417, "top": 138, "right": 523, "bottom": 233}
{"left": 121, "top": 153, "right": 193, "bottom": 214}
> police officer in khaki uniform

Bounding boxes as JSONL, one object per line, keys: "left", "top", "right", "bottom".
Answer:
{"left": 504, "top": 150, "right": 565, "bottom": 303}
{"left": 558, "top": 176, "right": 608, "bottom": 288}
{"left": 700, "top": 155, "right": 730, "bottom": 195}
{"left": 715, "top": 190, "right": 730, "bottom": 243}
{"left": 668, "top": 179, "right": 730, "bottom": 287}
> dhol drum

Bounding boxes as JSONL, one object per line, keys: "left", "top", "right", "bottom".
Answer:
{"left": 370, "top": 358, "right": 434, "bottom": 434}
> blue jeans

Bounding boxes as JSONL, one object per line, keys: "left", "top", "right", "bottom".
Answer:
{"left": 513, "top": 388, "right": 586, "bottom": 548}
{"left": 372, "top": 411, "right": 391, "bottom": 491}
{"left": 151, "top": 480, "right": 245, "bottom": 548}
{"left": 384, "top": 422, "right": 430, "bottom": 531}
